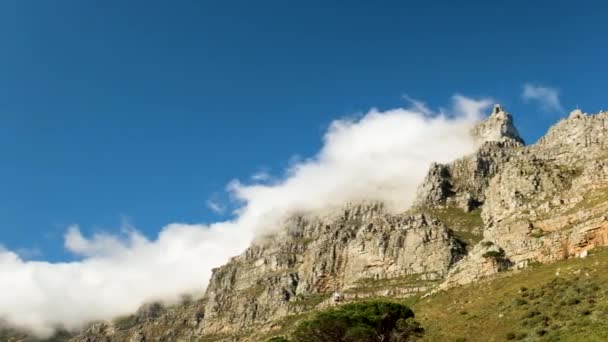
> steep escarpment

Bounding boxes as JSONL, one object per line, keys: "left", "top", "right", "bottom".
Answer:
{"left": 488, "top": 107, "right": 608, "bottom": 228}
{"left": 201, "top": 204, "right": 467, "bottom": 338}
{"left": 443, "top": 109, "right": 608, "bottom": 288}
{"left": 57, "top": 107, "right": 608, "bottom": 341}
{"left": 415, "top": 105, "right": 523, "bottom": 213}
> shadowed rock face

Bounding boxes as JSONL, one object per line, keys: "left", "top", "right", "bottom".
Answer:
{"left": 44, "top": 106, "right": 608, "bottom": 341}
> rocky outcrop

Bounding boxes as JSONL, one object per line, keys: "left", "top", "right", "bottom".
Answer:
{"left": 68, "top": 204, "right": 468, "bottom": 342}
{"left": 414, "top": 139, "right": 522, "bottom": 212}
{"left": 445, "top": 109, "right": 608, "bottom": 286}
{"left": 200, "top": 204, "right": 466, "bottom": 337}
{"left": 415, "top": 104, "right": 524, "bottom": 211}
{"left": 68, "top": 106, "right": 608, "bottom": 341}
{"left": 70, "top": 299, "right": 207, "bottom": 342}
{"left": 471, "top": 104, "right": 524, "bottom": 145}
{"left": 533, "top": 109, "right": 608, "bottom": 162}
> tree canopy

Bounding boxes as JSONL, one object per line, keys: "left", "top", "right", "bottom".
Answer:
{"left": 268, "top": 300, "right": 424, "bottom": 342}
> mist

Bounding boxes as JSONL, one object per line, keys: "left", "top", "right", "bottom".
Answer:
{"left": 0, "top": 95, "right": 491, "bottom": 337}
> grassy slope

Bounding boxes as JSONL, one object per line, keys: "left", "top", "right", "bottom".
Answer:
{"left": 422, "top": 206, "right": 484, "bottom": 249}
{"left": 413, "top": 247, "right": 608, "bottom": 342}
{"left": 262, "top": 247, "right": 608, "bottom": 341}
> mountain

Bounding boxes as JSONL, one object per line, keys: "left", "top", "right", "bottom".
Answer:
{"left": 6, "top": 105, "right": 608, "bottom": 341}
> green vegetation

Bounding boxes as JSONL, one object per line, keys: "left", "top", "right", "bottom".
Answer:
{"left": 289, "top": 293, "right": 331, "bottom": 309}
{"left": 241, "top": 283, "right": 266, "bottom": 297}
{"left": 259, "top": 312, "right": 314, "bottom": 340}
{"left": 506, "top": 276, "right": 606, "bottom": 340}
{"left": 415, "top": 247, "right": 608, "bottom": 341}
{"left": 268, "top": 300, "right": 423, "bottom": 342}
{"left": 425, "top": 207, "right": 484, "bottom": 248}
{"left": 345, "top": 274, "right": 436, "bottom": 295}
{"left": 563, "top": 186, "right": 608, "bottom": 216}
{"left": 0, "top": 328, "right": 72, "bottom": 342}
{"left": 112, "top": 314, "right": 138, "bottom": 330}
{"left": 530, "top": 229, "right": 546, "bottom": 238}
{"left": 262, "top": 249, "right": 608, "bottom": 341}
{"left": 0, "top": 328, "right": 27, "bottom": 342}
{"left": 481, "top": 250, "right": 505, "bottom": 259}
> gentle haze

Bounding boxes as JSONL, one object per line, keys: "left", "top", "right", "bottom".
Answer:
{"left": 0, "top": 0, "right": 607, "bottom": 336}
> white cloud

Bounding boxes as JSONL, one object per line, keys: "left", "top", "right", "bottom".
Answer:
{"left": 522, "top": 83, "right": 563, "bottom": 113}
{"left": 229, "top": 95, "right": 490, "bottom": 225}
{"left": 205, "top": 199, "right": 226, "bottom": 215}
{"left": 0, "top": 95, "right": 491, "bottom": 337}
{"left": 402, "top": 94, "right": 432, "bottom": 115}
{"left": 250, "top": 170, "right": 271, "bottom": 182}
{"left": 0, "top": 222, "right": 250, "bottom": 337}
{"left": 13, "top": 247, "right": 42, "bottom": 260}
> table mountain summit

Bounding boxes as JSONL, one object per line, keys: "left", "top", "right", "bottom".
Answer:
{"left": 472, "top": 104, "right": 524, "bottom": 145}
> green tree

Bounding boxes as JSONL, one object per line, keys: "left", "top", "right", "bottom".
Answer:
{"left": 288, "top": 300, "right": 423, "bottom": 342}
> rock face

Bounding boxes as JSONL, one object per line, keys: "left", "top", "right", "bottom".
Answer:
{"left": 69, "top": 205, "right": 467, "bottom": 342}
{"left": 471, "top": 104, "right": 524, "bottom": 145}
{"left": 66, "top": 107, "right": 608, "bottom": 341}
{"left": 444, "top": 109, "right": 608, "bottom": 287}
{"left": 414, "top": 105, "right": 524, "bottom": 213}
{"left": 200, "top": 204, "right": 466, "bottom": 338}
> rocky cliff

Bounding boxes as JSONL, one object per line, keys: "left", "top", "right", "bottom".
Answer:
{"left": 17, "top": 105, "right": 608, "bottom": 341}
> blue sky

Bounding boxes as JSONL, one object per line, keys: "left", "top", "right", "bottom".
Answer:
{"left": 0, "top": 0, "right": 606, "bottom": 261}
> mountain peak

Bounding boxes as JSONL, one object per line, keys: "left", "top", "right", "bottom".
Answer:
{"left": 568, "top": 108, "right": 585, "bottom": 119}
{"left": 471, "top": 104, "right": 524, "bottom": 145}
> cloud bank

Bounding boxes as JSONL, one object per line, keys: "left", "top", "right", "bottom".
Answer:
{"left": 0, "top": 95, "right": 491, "bottom": 337}
{"left": 522, "top": 83, "right": 563, "bottom": 113}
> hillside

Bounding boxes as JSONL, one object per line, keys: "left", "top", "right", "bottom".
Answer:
{"left": 261, "top": 246, "right": 608, "bottom": 341}
{"left": 5, "top": 105, "right": 608, "bottom": 341}
{"left": 416, "top": 246, "right": 608, "bottom": 341}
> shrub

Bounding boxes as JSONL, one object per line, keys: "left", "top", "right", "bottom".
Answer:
{"left": 290, "top": 300, "right": 424, "bottom": 342}
{"left": 113, "top": 314, "right": 137, "bottom": 330}
{"left": 482, "top": 250, "right": 505, "bottom": 258}
{"left": 530, "top": 230, "right": 545, "bottom": 238}
{"left": 512, "top": 298, "right": 528, "bottom": 306}
{"left": 565, "top": 297, "right": 581, "bottom": 305}
{"left": 522, "top": 310, "right": 540, "bottom": 319}
{"left": 267, "top": 337, "right": 290, "bottom": 342}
